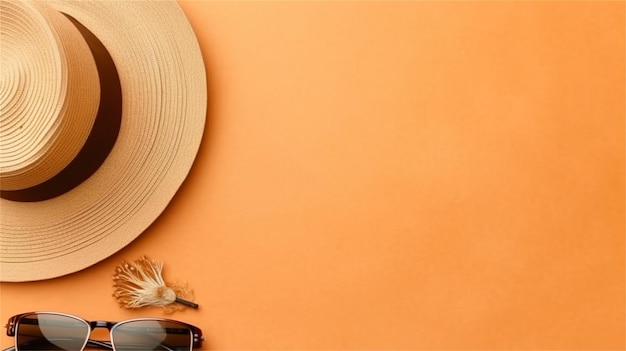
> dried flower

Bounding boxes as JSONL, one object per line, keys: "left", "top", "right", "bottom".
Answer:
{"left": 113, "top": 256, "right": 198, "bottom": 313}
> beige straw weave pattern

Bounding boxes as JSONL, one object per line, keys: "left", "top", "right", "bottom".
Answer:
{"left": 0, "top": 0, "right": 206, "bottom": 282}
{"left": 0, "top": 0, "right": 99, "bottom": 190}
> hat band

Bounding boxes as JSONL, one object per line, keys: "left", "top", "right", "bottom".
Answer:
{"left": 1, "top": 14, "right": 122, "bottom": 202}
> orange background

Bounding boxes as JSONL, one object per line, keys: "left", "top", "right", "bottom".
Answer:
{"left": 1, "top": 1, "right": 625, "bottom": 350}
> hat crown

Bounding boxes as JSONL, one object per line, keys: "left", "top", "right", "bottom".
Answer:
{"left": 0, "top": 0, "right": 100, "bottom": 191}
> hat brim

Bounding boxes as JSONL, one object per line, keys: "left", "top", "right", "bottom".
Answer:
{"left": 0, "top": 0, "right": 207, "bottom": 282}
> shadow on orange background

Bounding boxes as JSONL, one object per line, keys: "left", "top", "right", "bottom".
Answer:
{"left": 1, "top": 1, "right": 624, "bottom": 350}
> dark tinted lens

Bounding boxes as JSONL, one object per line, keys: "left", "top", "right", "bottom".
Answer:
{"left": 111, "top": 320, "right": 192, "bottom": 351}
{"left": 15, "top": 313, "right": 89, "bottom": 351}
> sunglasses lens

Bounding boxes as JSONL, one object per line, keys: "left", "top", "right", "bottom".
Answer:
{"left": 15, "top": 313, "right": 90, "bottom": 351}
{"left": 111, "top": 320, "right": 193, "bottom": 351}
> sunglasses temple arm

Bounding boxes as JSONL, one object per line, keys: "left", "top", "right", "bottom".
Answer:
{"left": 1, "top": 340, "right": 112, "bottom": 351}
{"left": 87, "top": 339, "right": 114, "bottom": 349}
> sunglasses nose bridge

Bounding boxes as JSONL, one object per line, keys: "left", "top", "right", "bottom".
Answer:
{"left": 89, "top": 320, "right": 115, "bottom": 331}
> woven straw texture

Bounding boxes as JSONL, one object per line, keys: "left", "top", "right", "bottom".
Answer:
{"left": 0, "top": 0, "right": 206, "bottom": 281}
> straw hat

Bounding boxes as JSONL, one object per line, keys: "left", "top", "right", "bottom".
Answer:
{"left": 0, "top": 0, "right": 206, "bottom": 281}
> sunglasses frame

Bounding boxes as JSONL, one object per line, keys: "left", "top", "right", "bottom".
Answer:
{"left": 4, "top": 312, "right": 203, "bottom": 351}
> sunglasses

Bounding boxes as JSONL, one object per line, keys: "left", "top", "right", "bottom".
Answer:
{"left": 3, "top": 312, "right": 203, "bottom": 351}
